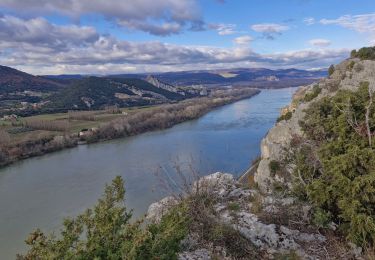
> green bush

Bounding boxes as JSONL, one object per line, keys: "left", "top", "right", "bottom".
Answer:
{"left": 351, "top": 46, "right": 375, "bottom": 60}
{"left": 347, "top": 60, "right": 356, "bottom": 71}
{"left": 294, "top": 83, "right": 375, "bottom": 246}
{"left": 227, "top": 202, "right": 241, "bottom": 211}
{"left": 277, "top": 111, "right": 293, "bottom": 122}
{"left": 312, "top": 208, "right": 332, "bottom": 228}
{"left": 269, "top": 160, "right": 281, "bottom": 175}
{"left": 18, "top": 176, "right": 189, "bottom": 260}
{"left": 303, "top": 85, "right": 322, "bottom": 102}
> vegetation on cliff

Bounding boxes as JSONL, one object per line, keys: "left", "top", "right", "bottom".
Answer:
{"left": 292, "top": 82, "right": 375, "bottom": 246}
{"left": 351, "top": 46, "right": 375, "bottom": 60}
{"left": 18, "top": 176, "right": 190, "bottom": 260}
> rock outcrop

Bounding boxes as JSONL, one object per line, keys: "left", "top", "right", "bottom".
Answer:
{"left": 147, "top": 173, "right": 358, "bottom": 259}
{"left": 147, "top": 57, "right": 374, "bottom": 259}
{"left": 146, "top": 75, "right": 208, "bottom": 97}
{"left": 255, "top": 58, "right": 375, "bottom": 193}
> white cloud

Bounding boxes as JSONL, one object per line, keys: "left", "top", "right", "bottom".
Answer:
{"left": 209, "top": 23, "right": 237, "bottom": 35}
{"left": 233, "top": 35, "right": 253, "bottom": 45}
{"left": 251, "top": 23, "right": 289, "bottom": 33}
{"left": 319, "top": 13, "right": 375, "bottom": 44}
{"left": 320, "top": 13, "right": 375, "bottom": 33}
{"left": 309, "top": 39, "right": 331, "bottom": 47}
{"left": 250, "top": 23, "right": 289, "bottom": 39}
{"left": 0, "top": 0, "right": 203, "bottom": 36}
{"left": 0, "top": 15, "right": 98, "bottom": 50}
{"left": 303, "top": 17, "right": 315, "bottom": 25}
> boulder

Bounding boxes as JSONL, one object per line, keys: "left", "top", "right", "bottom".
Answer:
{"left": 146, "top": 196, "right": 178, "bottom": 223}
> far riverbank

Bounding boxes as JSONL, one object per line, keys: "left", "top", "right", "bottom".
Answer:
{"left": 0, "top": 88, "right": 260, "bottom": 168}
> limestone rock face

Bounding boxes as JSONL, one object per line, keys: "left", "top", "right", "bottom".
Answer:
{"left": 146, "top": 196, "right": 178, "bottom": 223}
{"left": 192, "top": 172, "right": 236, "bottom": 198}
{"left": 149, "top": 172, "right": 343, "bottom": 259}
{"left": 146, "top": 75, "right": 179, "bottom": 93}
{"left": 254, "top": 59, "right": 375, "bottom": 193}
{"left": 254, "top": 105, "right": 305, "bottom": 192}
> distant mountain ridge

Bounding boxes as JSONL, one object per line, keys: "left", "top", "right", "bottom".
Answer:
{"left": 0, "top": 64, "right": 325, "bottom": 116}
{"left": 45, "top": 67, "right": 326, "bottom": 88}
{"left": 152, "top": 68, "right": 327, "bottom": 87}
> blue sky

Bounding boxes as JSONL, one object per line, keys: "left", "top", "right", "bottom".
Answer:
{"left": 0, "top": 0, "right": 374, "bottom": 74}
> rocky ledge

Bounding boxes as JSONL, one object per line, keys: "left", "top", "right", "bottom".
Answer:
{"left": 147, "top": 173, "right": 360, "bottom": 259}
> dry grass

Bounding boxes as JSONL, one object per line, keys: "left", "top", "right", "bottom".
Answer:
{"left": 153, "top": 160, "right": 266, "bottom": 259}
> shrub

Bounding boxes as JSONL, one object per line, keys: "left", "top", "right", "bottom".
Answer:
{"left": 227, "top": 202, "right": 241, "bottom": 211}
{"left": 206, "top": 222, "right": 257, "bottom": 258}
{"left": 347, "top": 60, "right": 356, "bottom": 71}
{"left": 295, "top": 84, "right": 375, "bottom": 246}
{"left": 277, "top": 111, "right": 293, "bottom": 122}
{"left": 269, "top": 160, "right": 281, "bottom": 175}
{"left": 312, "top": 208, "right": 332, "bottom": 228}
{"left": 303, "top": 85, "right": 322, "bottom": 102}
{"left": 18, "top": 176, "right": 189, "bottom": 259}
{"left": 328, "top": 64, "right": 335, "bottom": 76}
{"left": 351, "top": 46, "right": 375, "bottom": 60}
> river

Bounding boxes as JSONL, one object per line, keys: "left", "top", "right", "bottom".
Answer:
{"left": 0, "top": 87, "right": 296, "bottom": 259}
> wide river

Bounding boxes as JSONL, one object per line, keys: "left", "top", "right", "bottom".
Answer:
{"left": 0, "top": 87, "right": 295, "bottom": 259}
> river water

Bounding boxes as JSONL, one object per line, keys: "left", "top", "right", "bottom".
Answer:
{"left": 0, "top": 88, "right": 296, "bottom": 258}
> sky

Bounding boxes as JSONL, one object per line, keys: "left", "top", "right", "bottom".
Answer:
{"left": 0, "top": 0, "right": 374, "bottom": 75}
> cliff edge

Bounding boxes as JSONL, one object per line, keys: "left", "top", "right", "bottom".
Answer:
{"left": 148, "top": 50, "right": 375, "bottom": 259}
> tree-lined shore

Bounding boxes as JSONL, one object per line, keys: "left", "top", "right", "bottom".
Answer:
{"left": 0, "top": 87, "right": 260, "bottom": 168}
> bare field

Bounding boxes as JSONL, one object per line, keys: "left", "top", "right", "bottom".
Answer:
{"left": 0, "top": 106, "right": 157, "bottom": 144}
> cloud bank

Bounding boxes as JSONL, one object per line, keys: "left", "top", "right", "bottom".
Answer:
{"left": 0, "top": 0, "right": 203, "bottom": 36}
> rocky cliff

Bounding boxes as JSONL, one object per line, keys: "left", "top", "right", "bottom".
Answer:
{"left": 147, "top": 55, "right": 375, "bottom": 259}
{"left": 255, "top": 57, "right": 375, "bottom": 194}
{"left": 146, "top": 75, "right": 208, "bottom": 97}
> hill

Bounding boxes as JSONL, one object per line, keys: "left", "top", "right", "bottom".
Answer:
{"left": 0, "top": 65, "right": 68, "bottom": 116}
{"left": 0, "top": 65, "right": 65, "bottom": 93}
{"left": 0, "top": 64, "right": 324, "bottom": 116}
{"left": 0, "top": 66, "right": 208, "bottom": 115}
{"left": 46, "top": 67, "right": 326, "bottom": 88}
{"left": 109, "top": 68, "right": 326, "bottom": 88}
{"left": 45, "top": 77, "right": 204, "bottom": 111}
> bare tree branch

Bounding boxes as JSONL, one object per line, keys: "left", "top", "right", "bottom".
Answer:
{"left": 365, "top": 87, "right": 373, "bottom": 148}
